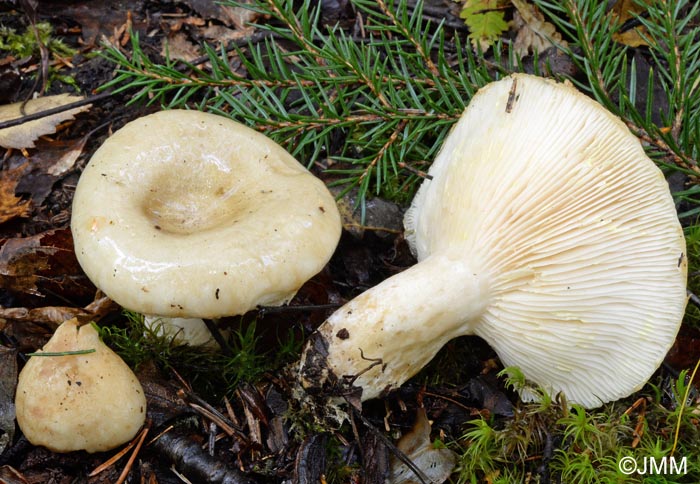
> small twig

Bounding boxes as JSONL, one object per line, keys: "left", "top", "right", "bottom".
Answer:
{"left": 671, "top": 356, "right": 700, "bottom": 456}
{"left": 419, "top": 5, "right": 470, "bottom": 32}
{"left": 202, "top": 318, "right": 231, "bottom": 355}
{"left": 188, "top": 402, "right": 247, "bottom": 440}
{"left": 342, "top": 222, "right": 402, "bottom": 234}
{"left": 347, "top": 404, "right": 430, "bottom": 484}
{"left": 257, "top": 303, "right": 340, "bottom": 315}
{"left": 0, "top": 91, "right": 113, "bottom": 130}
{"left": 687, "top": 289, "right": 700, "bottom": 309}
{"left": 89, "top": 428, "right": 143, "bottom": 477}
{"left": 149, "top": 420, "right": 255, "bottom": 484}
{"left": 116, "top": 424, "right": 150, "bottom": 484}
{"left": 19, "top": 0, "right": 48, "bottom": 98}
{"left": 376, "top": 0, "right": 439, "bottom": 77}
{"left": 397, "top": 161, "right": 432, "bottom": 180}
{"left": 626, "top": 121, "right": 699, "bottom": 172}
{"left": 422, "top": 390, "right": 479, "bottom": 413}
{"left": 343, "top": 348, "right": 385, "bottom": 386}
{"left": 207, "top": 422, "right": 217, "bottom": 456}
{"left": 178, "top": 388, "right": 248, "bottom": 440}
{"left": 358, "top": 119, "right": 408, "bottom": 183}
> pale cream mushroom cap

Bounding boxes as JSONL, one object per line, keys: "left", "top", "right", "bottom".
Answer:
{"left": 15, "top": 318, "right": 146, "bottom": 453}
{"left": 300, "top": 74, "right": 687, "bottom": 408}
{"left": 71, "top": 110, "right": 341, "bottom": 319}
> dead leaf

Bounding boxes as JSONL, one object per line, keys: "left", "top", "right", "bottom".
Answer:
{"left": 163, "top": 15, "right": 206, "bottom": 33}
{"left": 665, "top": 324, "right": 700, "bottom": 384}
{"left": 294, "top": 434, "right": 328, "bottom": 484}
{"left": 0, "top": 229, "right": 95, "bottom": 303}
{"left": 9, "top": 134, "right": 89, "bottom": 208}
{"left": 162, "top": 32, "right": 202, "bottom": 63}
{"left": 389, "top": 408, "right": 457, "bottom": 484}
{"left": 612, "top": 0, "right": 652, "bottom": 47}
{"left": 0, "top": 299, "right": 117, "bottom": 358}
{"left": 0, "top": 465, "right": 28, "bottom": 484}
{"left": 51, "top": 0, "right": 147, "bottom": 46}
{"left": 0, "top": 163, "right": 31, "bottom": 224}
{"left": 176, "top": 0, "right": 258, "bottom": 28}
{"left": 0, "top": 345, "right": 17, "bottom": 455}
{"left": 13, "top": 163, "right": 54, "bottom": 209}
{"left": 511, "top": 0, "right": 567, "bottom": 58}
{"left": 0, "top": 59, "right": 21, "bottom": 105}
{"left": 84, "top": 295, "right": 120, "bottom": 320}
{"left": 334, "top": 187, "right": 403, "bottom": 239}
{"left": 0, "top": 306, "right": 90, "bottom": 325}
{"left": 47, "top": 135, "right": 87, "bottom": 176}
{"left": 201, "top": 25, "right": 255, "bottom": 44}
{"left": 0, "top": 94, "right": 91, "bottom": 149}
{"left": 0, "top": 235, "right": 54, "bottom": 296}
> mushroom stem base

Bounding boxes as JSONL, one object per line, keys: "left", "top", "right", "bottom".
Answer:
{"left": 144, "top": 315, "right": 221, "bottom": 348}
{"left": 299, "top": 254, "right": 489, "bottom": 400}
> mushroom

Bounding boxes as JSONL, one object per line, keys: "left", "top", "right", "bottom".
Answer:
{"left": 15, "top": 318, "right": 146, "bottom": 453}
{"left": 71, "top": 110, "right": 341, "bottom": 345}
{"left": 299, "top": 74, "right": 687, "bottom": 408}
{"left": 144, "top": 316, "right": 221, "bottom": 348}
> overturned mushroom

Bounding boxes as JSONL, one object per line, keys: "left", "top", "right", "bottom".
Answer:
{"left": 71, "top": 110, "right": 341, "bottom": 345}
{"left": 15, "top": 318, "right": 146, "bottom": 453}
{"left": 300, "top": 74, "right": 687, "bottom": 408}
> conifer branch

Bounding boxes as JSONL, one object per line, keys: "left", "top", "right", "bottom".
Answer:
{"left": 100, "top": 0, "right": 700, "bottom": 212}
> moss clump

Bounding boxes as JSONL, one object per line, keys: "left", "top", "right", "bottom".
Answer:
{"left": 0, "top": 22, "right": 75, "bottom": 59}
{"left": 456, "top": 369, "right": 700, "bottom": 483}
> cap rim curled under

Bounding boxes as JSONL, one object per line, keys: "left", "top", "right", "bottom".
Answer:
{"left": 71, "top": 110, "right": 342, "bottom": 318}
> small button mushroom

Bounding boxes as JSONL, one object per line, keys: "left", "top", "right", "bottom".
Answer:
{"left": 70, "top": 110, "right": 342, "bottom": 345}
{"left": 299, "top": 74, "right": 687, "bottom": 408}
{"left": 15, "top": 318, "right": 146, "bottom": 453}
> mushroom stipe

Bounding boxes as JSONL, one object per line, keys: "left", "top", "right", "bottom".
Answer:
{"left": 299, "top": 74, "right": 687, "bottom": 409}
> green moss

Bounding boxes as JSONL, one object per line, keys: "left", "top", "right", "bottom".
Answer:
{"left": 455, "top": 371, "right": 700, "bottom": 483}
{"left": 98, "top": 311, "right": 303, "bottom": 399}
{"left": 0, "top": 22, "right": 78, "bottom": 91}
{"left": 0, "top": 22, "right": 75, "bottom": 59}
{"left": 91, "top": 1, "right": 700, "bottom": 480}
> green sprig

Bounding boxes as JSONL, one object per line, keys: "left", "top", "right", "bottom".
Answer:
{"left": 100, "top": 0, "right": 700, "bottom": 213}
{"left": 534, "top": 0, "right": 700, "bottom": 177}
{"left": 26, "top": 349, "right": 96, "bottom": 357}
{"left": 99, "top": 0, "right": 505, "bottom": 207}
